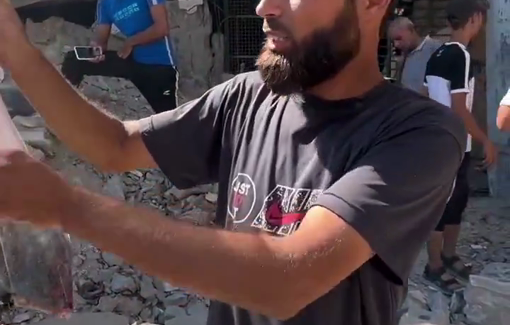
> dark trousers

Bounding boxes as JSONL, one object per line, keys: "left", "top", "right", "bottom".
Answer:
{"left": 61, "top": 51, "right": 178, "bottom": 113}
{"left": 435, "top": 153, "right": 470, "bottom": 232}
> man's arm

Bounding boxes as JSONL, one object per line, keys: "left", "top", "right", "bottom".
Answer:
{"left": 94, "top": 0, "right": 112, "bottom": 49}
{"left": 94, "top": 24, "right": 111, "bottom": 50}
{"left": 496, "top": 89, "right": 510, "bottom": 131}
{"left": 59, "top": 124, "right": 462, "bottom": 319}
{"left": 5, "top": 42, "right": 153, "bottom": 172}
{"left": 421, "top": 85, "right": 429, "bottom": 97}
{"left": 451, "top": 92, "right": 488, "bottom": 143}
{"left": 126, "top": 3, "right": 169, "bottom": 47}
{"left": 447, "top": 51, "right": 489, "bottom": 144}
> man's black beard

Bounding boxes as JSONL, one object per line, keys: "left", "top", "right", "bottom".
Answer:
{"left": 256, "top": 1, "right": 361, "bottom": 95}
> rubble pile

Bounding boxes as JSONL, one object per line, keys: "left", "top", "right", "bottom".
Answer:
{"left": 400, "top": 262, "right": 510, "bottom": 325}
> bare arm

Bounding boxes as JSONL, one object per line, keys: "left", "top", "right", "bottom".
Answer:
{"left": 451, "top": 93, "right": 489, "bottom": 143}
{"left": 6, "top": 41, "right": 156, "bottom": 172}
{"left": 65, "top": 189, "right": 372, "bottom": 320}
{"left": 497, "top": 105, "right": 510, "bottom": 131}
{"left": 126, "top": 4, "right": 169, "bottom": 47}
{"left": 420, "top": 85, "right": 428, "bottom": 97}
{"left": 93, "top": 24, "right": 111, "bottom": 50}
{"left": 497, "top": 90, "right": 510, "bottom": 131}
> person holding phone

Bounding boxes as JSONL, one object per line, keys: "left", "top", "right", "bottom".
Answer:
{"left": 61, "top": 0, "right": 178, "bottom": 113}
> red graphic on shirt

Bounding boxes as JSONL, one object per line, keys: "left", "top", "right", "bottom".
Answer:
{"left": 265, "top": 202, "right": 305, "bottom": 226}
{"left": 251, "top": 185, "right": 322, "bottom": 236}
{"left": 227, "top": 173, "right": 256, "bottom": 224}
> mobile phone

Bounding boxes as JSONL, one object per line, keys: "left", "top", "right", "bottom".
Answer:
{"left": 74, "top": 46, "right": 103, "bottom": 60}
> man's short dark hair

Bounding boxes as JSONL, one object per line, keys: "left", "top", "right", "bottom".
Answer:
{"left": 446, "top": 0, "right": 490, "bottom": 30}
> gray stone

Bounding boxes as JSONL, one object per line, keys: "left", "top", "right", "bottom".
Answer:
{"left": 97, "top": 296, "right": 118, "bottom": 312}
{"left": 103, "top": 176, "right": 125, "bottom": 200}
{"left": 110, "top": 274, "right": 138, "bottom": 293}
{"left": 115, "top": 296, "right": 144, "bottom": 316}
{"left": 163, "top": 306, "right": 187, "bottom": 320}
{"left": 140, "top": 275, "right": 158, "bottom": 299}
{"left": 102, "top": 252, "right": 124, "bottom": 266}
{"left": 12, "top": 313, "right": 32, "bottom": 324}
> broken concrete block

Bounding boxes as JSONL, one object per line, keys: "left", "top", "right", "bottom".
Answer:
{"left": 18, "top": 128, "right": 52, "bottom": 151}
{"left": 12, "top": 114, "right": 46, "bottom": 129}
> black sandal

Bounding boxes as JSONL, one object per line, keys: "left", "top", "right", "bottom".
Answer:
{"left": 441, "top": 254, "right": 472, "bottom": 284}
{"left": 423, "top": 265, "right": 463, "bottom": 296}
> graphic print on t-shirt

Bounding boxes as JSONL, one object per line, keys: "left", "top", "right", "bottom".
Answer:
{"left": 251, "top": 185, "right": 322, "bottom": 236}
{"left": 228, "top": 172, "right": 322, "bottom": 236}
{"left": 227, "top": 173, "right": 257, "bottom": 224}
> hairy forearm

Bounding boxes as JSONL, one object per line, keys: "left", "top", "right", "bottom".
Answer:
{"left": 5, "top": 42, "right": 129, "bottom": 169}
{"left": 127, "top": 24, "right": 167, "bottom": 47}
{"left": 64, "top": 188, "right": 305, "bottom": 318}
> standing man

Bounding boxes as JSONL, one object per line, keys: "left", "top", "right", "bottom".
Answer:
{"left": 0, "top": 0, "right": 465, "bottom": 324}
{"left": 61, "top": 0, "right": 178, "bottom": 113}
{"left": 422, "top": 0, "right": 495, "bottom": 294}
{"left": 388, "top": 17, "right": 442, "bottom": 92}
{"left": 496, "top": 88, "right": 510, "bottom": 130}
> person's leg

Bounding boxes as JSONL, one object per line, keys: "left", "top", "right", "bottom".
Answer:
{"left": 131, "top": 64, "right": 178, "bottom": 114}
{"left": 427, "top": 231, "right": 443, "bottom": 270}
{"left": 423, "top": 176, "right": 463, "bottom": 295}
{"left": 441, "top": 153, "right": 471, "bottom": 283}
{"left": 61, "top": 51, "right": 132, "bottom": 86}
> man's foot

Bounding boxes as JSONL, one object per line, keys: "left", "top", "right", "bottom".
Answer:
{"left": 423, "top": 265, "right": 463, "bottom": 296}
{"left": 441, "top": 254, "right": 472, "bottom": 284}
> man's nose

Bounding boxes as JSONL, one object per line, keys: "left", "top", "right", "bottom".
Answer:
{"left": 256, "top": 0, "right": 282, "bottom": 18}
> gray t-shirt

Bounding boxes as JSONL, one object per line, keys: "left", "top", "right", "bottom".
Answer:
{"left": 401, "top": 36, "right": 443, "bottom": 93}
{"left": 140, "top": 72, "right": 466, "bottom": 325}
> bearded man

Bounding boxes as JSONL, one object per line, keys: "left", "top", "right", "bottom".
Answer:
{"left": 0, "top": 0, "right": 465, "bottom": 324}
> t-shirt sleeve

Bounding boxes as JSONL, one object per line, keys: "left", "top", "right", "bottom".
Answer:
{"left": 139, "top": 80, "right": 234, "bottom": 189}
{"left": 423, "top": 61, "right": 431, "bottom": 87}
{"left": 449, "top": 49, "right": 470, "bottom": 94}
{"left": 146, "top": 0, "right": 166, "bottom": 6}
{"left": 313, "top": 125, "right": 463, "bottom": 283}
{"left": 95, "top": 0, "right": 112, "bottom": 25}
{"left": 500, "top": 88, "right": 510, "bottom": 106}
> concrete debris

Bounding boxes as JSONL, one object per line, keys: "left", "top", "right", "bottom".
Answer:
{"left": 463, "top": 263, "right": 510, "bottom": 325}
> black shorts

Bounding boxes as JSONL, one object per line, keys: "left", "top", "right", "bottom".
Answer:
{"left": 435, "top": 153, "right": 470, "bottom": 232}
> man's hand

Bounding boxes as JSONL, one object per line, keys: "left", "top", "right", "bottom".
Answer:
{"left": 0, "top": 150, "right": 75, "bottom": 228}
{"left": 0, "top": 0, "right": 31, "bottom": 64}
{"left": 118, "top": 42, "right": 133, "bottom": 59}
{"left": 89, "top": 41, "right": 105, "bottom": 63}
{"left": 481, "top": 139, "right": 498, "bottom": 169}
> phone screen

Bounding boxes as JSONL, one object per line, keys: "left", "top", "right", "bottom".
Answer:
{"left": 74, "top": 47, "right": 102, "bottom": 60}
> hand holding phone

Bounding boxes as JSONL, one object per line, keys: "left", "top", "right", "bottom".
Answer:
{"left": 74, "top": 46, "right": 103, "bottom": 61}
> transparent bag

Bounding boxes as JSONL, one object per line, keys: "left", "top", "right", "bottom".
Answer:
{"left": 0, "top": 95, "right": 73, "bottom": 314}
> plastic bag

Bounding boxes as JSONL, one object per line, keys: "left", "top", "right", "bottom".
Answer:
{"left": 0, "top": 95, "right": 74, "bottom": 314}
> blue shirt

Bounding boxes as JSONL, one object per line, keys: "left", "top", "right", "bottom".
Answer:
{"left": 96, "top": 0, "right": 176, "bottom": 66}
